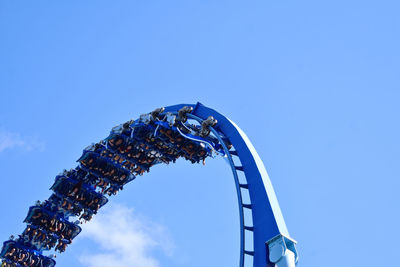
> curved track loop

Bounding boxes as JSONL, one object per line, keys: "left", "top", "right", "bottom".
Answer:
{"left": 1, "top": 102, "right": 296, "bottom": 267}
{"left": 165, "top": 103, "right": 293, "bottom": 267}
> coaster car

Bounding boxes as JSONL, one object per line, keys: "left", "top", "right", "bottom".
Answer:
{"left": 107, "top": 125, "right": 181, "bottom": 167}
{"left": 60, "top": 168, "right": 89, "bottom": 182}
{"left": 63, "top": 167, "right": 98, "bottom": 186}
{"left": 105, "top": 137, "right": 163, "bottom": 171}
{"left": 127, "top": 122, "right": 215, "bottom": 164}
{"left": 83, "top": 143, "right": 139, "bottom": 173}
{"left": 154, "top": 123, "right": 218, "bottom": 161}
{"left": 154, "top": 121, "right": 218, "bottom": 150}
{"left": 23, "top": 206, "right": 81, "bottom": 241}
{"left": 78, "top": 151, "right": 134, "bottom": 185}
{"left": 105, "top": 134, "right": 128, "bottom": 150}
{"left": 47, "top": 194, "right": 83, "bottom": 217}
{"left": 20, "top": 225, "right": 58, "bottom": 251}
{"left": 0, "top": 240, "right": 55, "bottom": 267}
{"left": 50, "top": 176, "right": 108, "bottom": 212}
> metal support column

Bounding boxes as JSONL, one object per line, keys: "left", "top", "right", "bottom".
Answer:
{"left": 267, "top": 235, "right": 298, "bottom": 267}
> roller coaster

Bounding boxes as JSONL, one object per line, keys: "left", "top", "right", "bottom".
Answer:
{"left": 1, "top": 103, "right": 298, "bottom": 267}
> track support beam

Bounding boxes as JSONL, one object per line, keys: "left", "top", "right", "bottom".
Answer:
{"left": 267, "top": 234, "right": 298, "bottom": 267}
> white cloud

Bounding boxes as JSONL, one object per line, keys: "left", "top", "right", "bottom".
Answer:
{"left": 78, "top": 203, "right": 174, "bottom": 267}
{"left": 0, "top": 129, "right": 45, "bottom": 152}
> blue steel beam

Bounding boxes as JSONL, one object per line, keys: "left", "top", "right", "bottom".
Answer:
{"left": 164, "top": 102, "right": 297, "bottom": 266}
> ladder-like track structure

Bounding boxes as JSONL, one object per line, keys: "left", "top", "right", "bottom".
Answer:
{"left": 1, "top": 103, "right": 298, "bottom": 267}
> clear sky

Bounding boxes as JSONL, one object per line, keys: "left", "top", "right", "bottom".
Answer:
{"left": 0, "top": 1, "right": 399, "bottom": 267}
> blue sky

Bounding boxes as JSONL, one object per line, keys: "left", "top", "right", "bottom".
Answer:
{"left": 0, "top": 1, "right": 399, "bottom": 266}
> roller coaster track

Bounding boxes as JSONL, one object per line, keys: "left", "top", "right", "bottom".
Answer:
{"left": 1, "top": 102, "right": 298, "bottom": 267}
